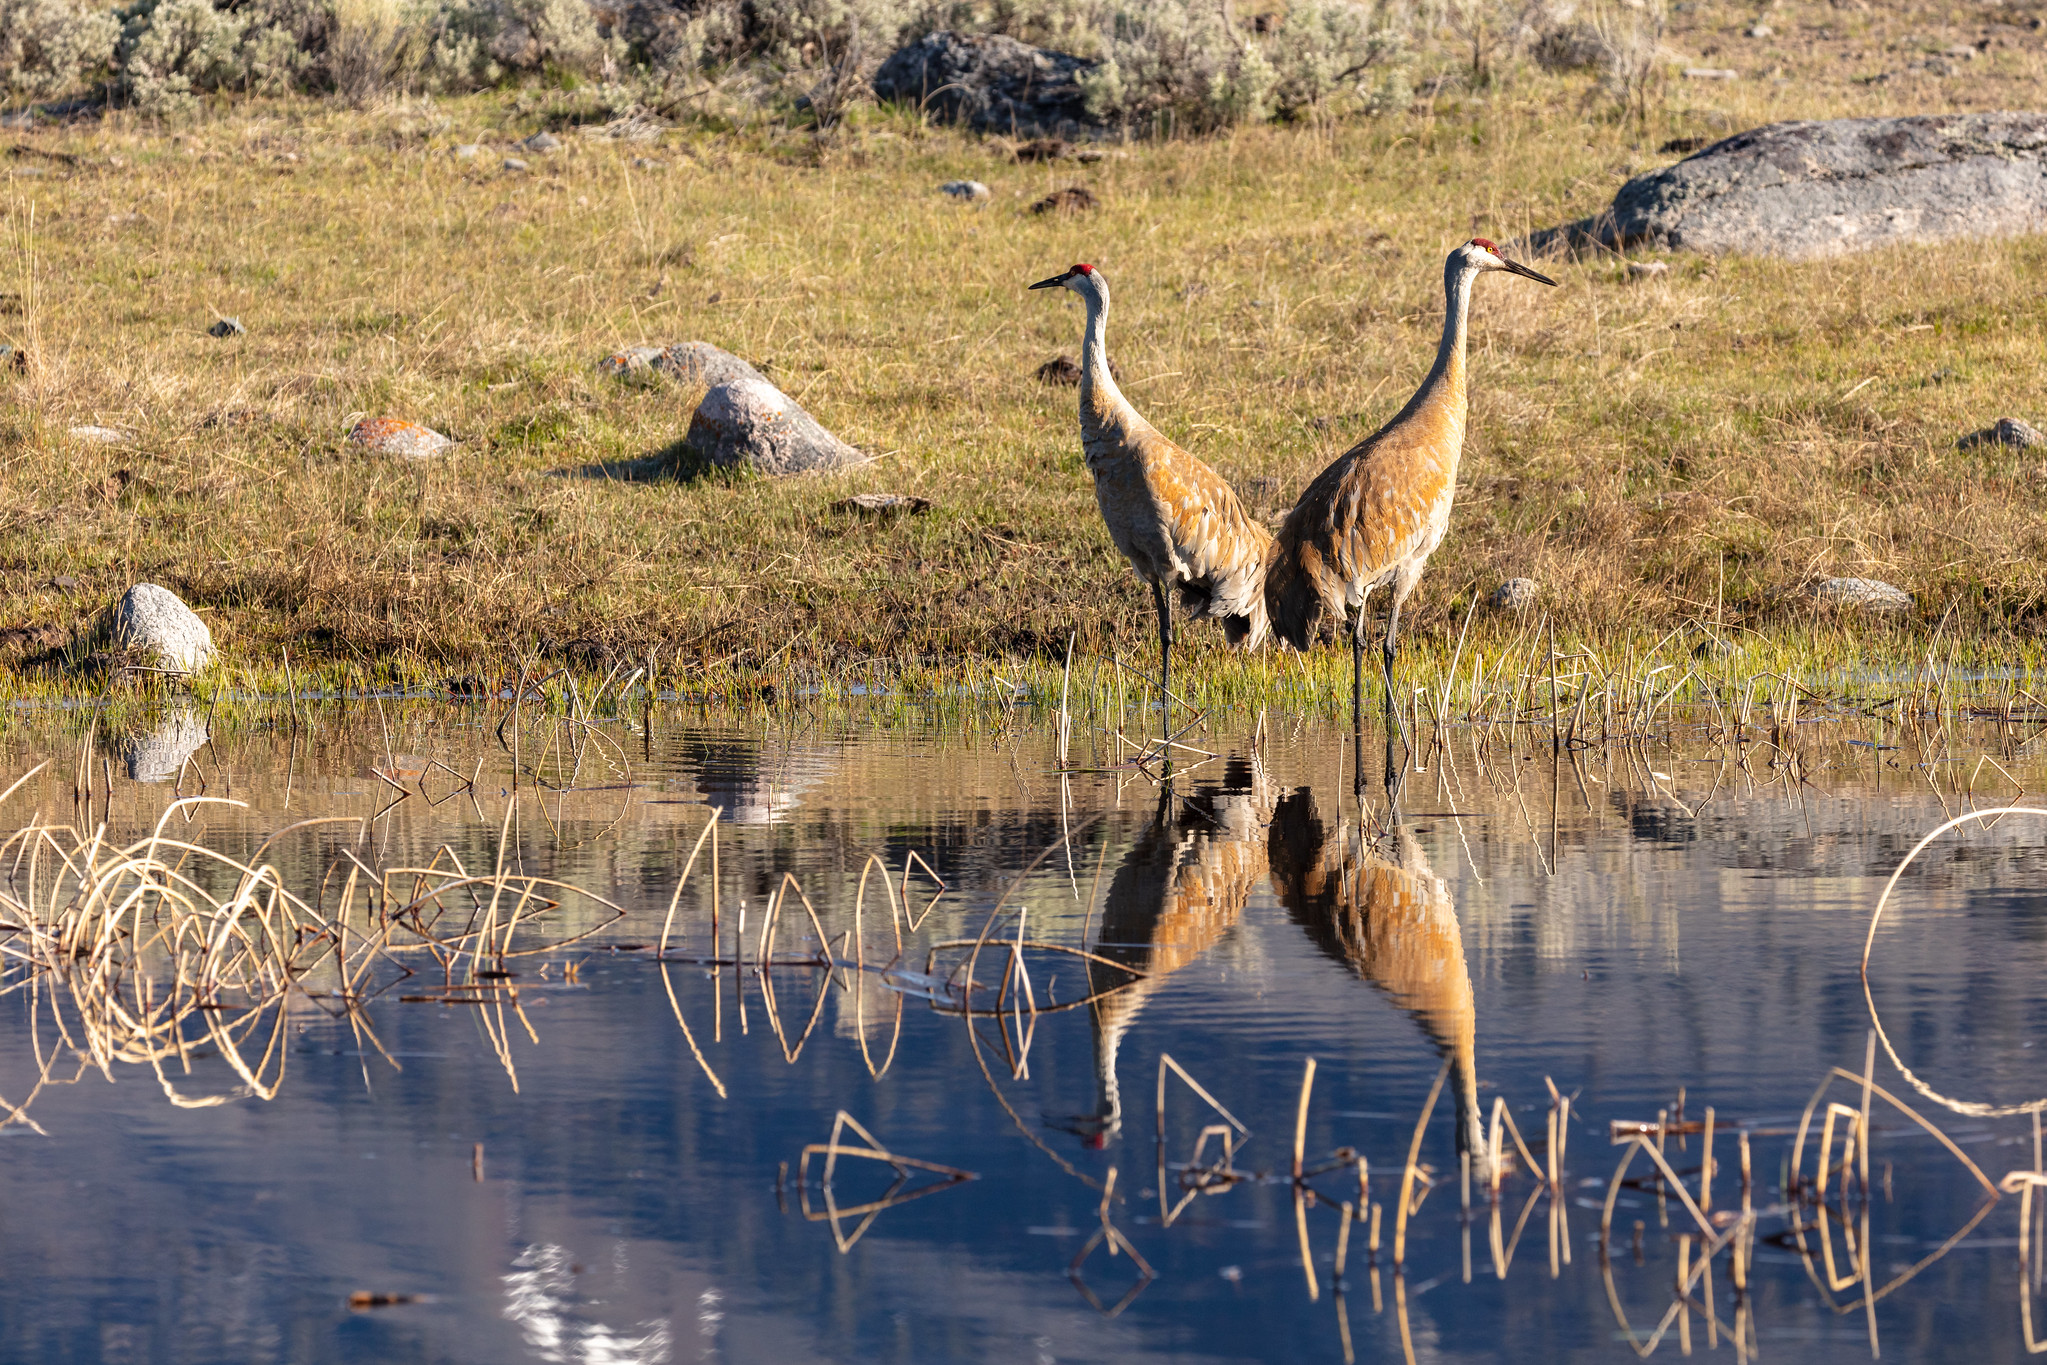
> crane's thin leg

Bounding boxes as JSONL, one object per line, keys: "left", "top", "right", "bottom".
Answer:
{"left": 1381, "top": 593, "right": 1411, "bottom": 793}
{"left": 1151, "top": 578, "right": 1173, "bottom": 749}
{"left": 1350, "top": 606, "right": 1370, "bottom": 802}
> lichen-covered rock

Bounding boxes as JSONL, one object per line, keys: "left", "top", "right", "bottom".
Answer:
{"left": 106, "top": 583, "right": 215, "bottom": 673}
{"left": 685, "top": 377, "right": 864, "bottom": 476}
{"left": 873, "top": 31, "right": 1106, "bottom": 140}
{"left": 1812, "top": 577, "right": 1913, "bottom": 612}
{"left": 208, "top": 316, "right": 245, "bottom": 337}
{"left": 597, "top": 342, "right": 769, "bottom": 390}
{"left": 654, "top": 342, "right": 767, "bottom": 388}
{"left": 939, "top": 179, "right": 990, "bottom": 201}
{"left": 1491, "top": 578, "right": 1538, "bottom": 610}
{"left": 348, "top": 417, "right": 454, "bottom": 458}
{"left": 595, "top": 346, "right": 669, "bottom": 384}
{"left": 70, "top": 425, "right": 130, "bottom": 445}
{"left": 118, "top": 709, "right": 210, "bottom": 783}
{"left": 1527, "top": 113, "right": 2047, "bottom": 260}
{"left": 1958, "top": 417, "right": 2043, "bottom": 450}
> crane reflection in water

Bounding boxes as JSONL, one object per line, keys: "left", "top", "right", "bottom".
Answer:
{"left": 1062, "top": 757, "right": 1277, "bottom": 1146}
{"left": 1268, "top": 767, "right": 1492, "bottom": 1184}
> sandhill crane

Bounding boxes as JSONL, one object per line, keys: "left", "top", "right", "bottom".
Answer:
{"left": 1060, "top": 758, "right": 1275, "bottom": 1145}
{"left": 1268, "top": 782, "right": 1491, "bottom": 1185}
{"left": 1031, "top": 264, "right": 1272, "bottom": 740}
{"left": 1267, "top": 239, "right": 1554, "bottom": 737}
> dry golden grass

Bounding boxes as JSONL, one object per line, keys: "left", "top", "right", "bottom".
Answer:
{"left": 2, "top": 0, "right": 2046, "bottom": 701}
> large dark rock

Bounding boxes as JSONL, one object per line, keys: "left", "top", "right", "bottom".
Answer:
{"left": 1526, "top": 112, "right": 2047, "bottom": 260}
{"left": 872, "top": 31, "right": 1105, "bottom": 139}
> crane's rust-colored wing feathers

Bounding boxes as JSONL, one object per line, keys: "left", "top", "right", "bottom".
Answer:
{"left": 1091, "top": 417, "right": 1273, "bottom": 647}
{"left": 1266, "top": 421, "right": 1457, "bottom": 651}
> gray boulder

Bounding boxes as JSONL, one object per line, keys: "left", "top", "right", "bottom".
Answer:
{"left": 1526, "top": 112, "right": 2047, "bottom": 260}
{"left": 118, "top": 709, "right": 210, "bottom": 783}
{"left": 873, "top": 31, "right": 1106, "bottom": 139}
{"left": 106, "top": 583, "right": 216, "bottom": 672}
{"left": 685, "top": 376, "right": 865, "bottom": 475}
{"left": 1811, "top": 577, "right": 1913, "bottom": 612}
{"left": 1491, "top": 578, "right": 1538, "bottom": 610}
{"left": 597, "top": 342, "right": 767, "bottom": 389}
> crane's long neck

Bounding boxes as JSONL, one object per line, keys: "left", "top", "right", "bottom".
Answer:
{"left": 1079, "top": 285, "right": 1141, "bottom": 445}
{"left": 1389, "top": 259, "right": 1477, "bottom": 460}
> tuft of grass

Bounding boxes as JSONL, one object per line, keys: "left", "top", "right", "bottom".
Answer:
{"left": 2, "top": 0, "right": 2046, "bottom": 707}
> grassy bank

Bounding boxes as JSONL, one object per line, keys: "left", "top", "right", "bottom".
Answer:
{"left": 3, "top": 0, "right": 2046, "bottom": 707}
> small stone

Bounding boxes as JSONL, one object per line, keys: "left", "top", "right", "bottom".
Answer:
{"left": 1034, "top": 354, "right": 1119, "bottom": 386}
{"left": 50, "top": 575, "right": 78, "bottom": 592}
{"left": 118, "top": 709, "right": 210, "bottom": 783}
{"left": 453, "top": 143, "right": 481, "bottom": 159}
{"left": 1036, "top": 355, "right": 1082, "bottom": 386}
{"left": 1491, "top": 578, "right": 1538, "bottom": 610}
{"left": 521, "top": 132, "right": 562, "bottom": 154}
{"left": 630, "top": 157, "right": 662, "bottom": 171}
{"left": 105, "top": 583, "right": 216, "bottom": 673}
{"left": 596, "top": 346, "right": 668, "bottom": 384}
{"left": 1942, "top": 43, "right": 1978, "bottom": 60}
{"left": 1014, "top": 137, "right": 1072, "bottom": 162}
{"left": 1745, "top": 23, "right": 1772, "bottom": 37}
{"left": 1627, "top": 260, "right": 1669, "bottom": 280}
{"left": 939, "top": 179, "right": 991, "bottom": 202}
{"left": 684, "top": 376, "right": 866, "bottom": 476}
{"left": 502, "top": 157, "right": 529, "bottom": 173}
{"left": 347, "top": 417, "right": 454, "bottom": 459}
{"left": 1030, "top": 185, "right": 1097, "bottom": 215}
{"left": 1958, "top": 417, "right": 2043, "bottom": 450}
{"left": 836, "top": 492, "right": 932, "bottom": 516}
{"left": 1683, "top": 68, "right": 1741, "bottom": 79}
{"left": 1811, "top": 577, "right": 1913, "bottom": 612}
{"left": 69, "top": 425, "right": 130, "bottom": 445}
{"left": 208, "top": 316, "right": 245, "bottom": 337}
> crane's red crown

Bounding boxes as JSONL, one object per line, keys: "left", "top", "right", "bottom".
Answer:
{"left": 1072, "top": 263, "right": 1094, "bottom": 274}
{"left": 1467, "top": 237, "right": 1499, "bottom": 252}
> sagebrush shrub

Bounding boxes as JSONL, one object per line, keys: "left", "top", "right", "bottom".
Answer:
{"left": 0, "top": 0, "right": 120, "bottom": 98}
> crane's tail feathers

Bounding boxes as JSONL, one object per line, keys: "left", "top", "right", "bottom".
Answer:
{"left": 1177, "top": 575, "right": 1269, "bottom": 650}
{"left": 1263, "top": 541, "right": 1343, "bottom": 654}
{"left": 1220, "top": 601, "right": 1268, "bottom": 651}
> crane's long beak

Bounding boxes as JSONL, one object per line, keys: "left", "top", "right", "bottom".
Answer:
{"left": 1501, "top": 258, "right": 1557, "bottom": 286}
{"left": 1028, "top": 271, "right": 1073, "bottom": 290}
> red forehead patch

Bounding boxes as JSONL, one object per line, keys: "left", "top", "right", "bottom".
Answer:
{"left": 1468, "top": 237, "right": 1498, "bottom": 252}
{"left": 1073, "top": 263, "right": 1094, "bottom": 274}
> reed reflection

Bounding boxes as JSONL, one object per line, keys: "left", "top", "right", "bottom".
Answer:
{"left": 1066, "top": 757, "right": 1275, "bottom": 1146}
{"left": 1268, "top": 781, "right": 1490, "bottom": 1182}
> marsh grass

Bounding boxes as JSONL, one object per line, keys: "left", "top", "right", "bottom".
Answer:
{"left": 1, "top": 0, "right": 2045, "bottom": 702}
